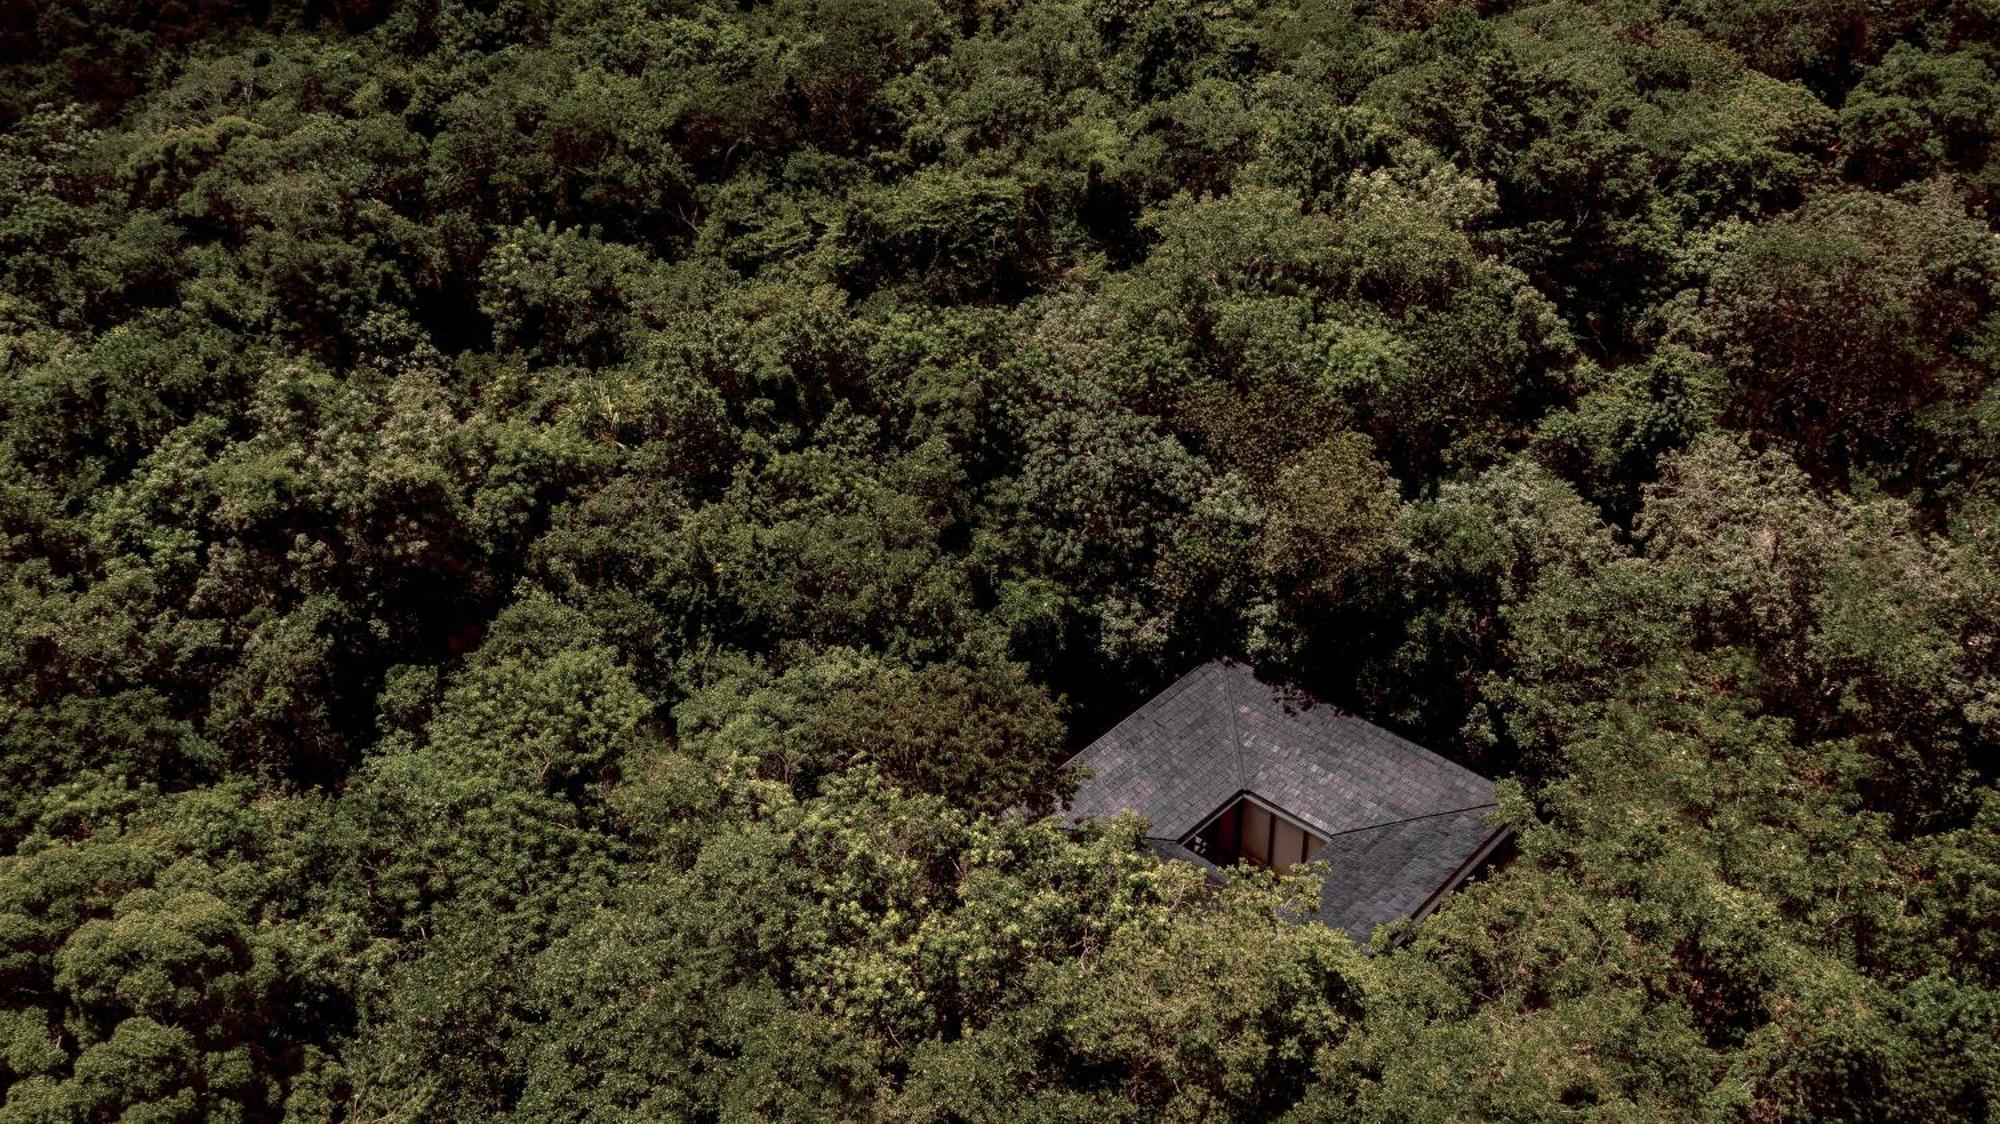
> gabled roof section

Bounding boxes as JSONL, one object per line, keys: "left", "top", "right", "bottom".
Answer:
{"left": 1061, "top": 662, "right": 1244, "bottom": 842}
{"left": 1222, "top": 665, "right": 1494, "bottom": 838}
{"left": 1061, "top": 659, "right": 1507, "bottom": 938}
{"left": 1312, "top": 806, "right": 1506, "bottom": 936}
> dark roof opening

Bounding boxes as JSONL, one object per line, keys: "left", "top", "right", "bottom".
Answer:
{"left": 1183, "top": 793, "right": 1326, "bottom": 870}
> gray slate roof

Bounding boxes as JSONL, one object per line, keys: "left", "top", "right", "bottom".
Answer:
{"left": 1062, "top": 660, "right": 1506, "bottom": 938}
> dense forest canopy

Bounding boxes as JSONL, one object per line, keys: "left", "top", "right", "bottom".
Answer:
{"left": 2, "top": 0, "right": 1998, "bottom": 1119}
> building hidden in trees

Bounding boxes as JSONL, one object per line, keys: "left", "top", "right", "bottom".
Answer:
{"left": 1063, "top": 660, "right": 1510, "bottom": 939}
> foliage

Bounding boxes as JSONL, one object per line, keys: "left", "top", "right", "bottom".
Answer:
{"left": 1, "top": 0, "right": 1996, "bottom": 1118}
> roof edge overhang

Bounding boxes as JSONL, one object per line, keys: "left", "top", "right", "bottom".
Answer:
{"left": 1399, "top": 823, "right": 1514, "bottom": 935}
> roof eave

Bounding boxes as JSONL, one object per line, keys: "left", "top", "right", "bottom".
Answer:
{"left": 1396, "top": 823, "right": 1514, "bottom": 937}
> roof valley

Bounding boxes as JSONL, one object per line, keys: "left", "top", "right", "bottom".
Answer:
{"left": 1316, "top": 799, "right": 1502, "bottom": 842}
{"left": 1218, "top": 662, "right": 1249, "bottom": 793}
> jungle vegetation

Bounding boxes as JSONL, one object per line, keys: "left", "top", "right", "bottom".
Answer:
{"left": 2, "top": 0, "right": 1998, "bottom": 1119}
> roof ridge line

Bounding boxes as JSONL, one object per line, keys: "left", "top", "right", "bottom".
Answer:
{"left": 1217, "top": 660, "right": 1249, "bottom": 792}
{"left": 1310, "top": 800, "right": 1501, "bottom": 841}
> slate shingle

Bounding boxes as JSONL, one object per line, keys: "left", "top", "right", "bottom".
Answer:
{"left": 1063, "top": 660, "right": 1507, "bottom": 939}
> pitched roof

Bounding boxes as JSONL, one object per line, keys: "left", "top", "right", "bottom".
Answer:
{"left": 1061, "top": 659, "right": 1506, "bottom": 938}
